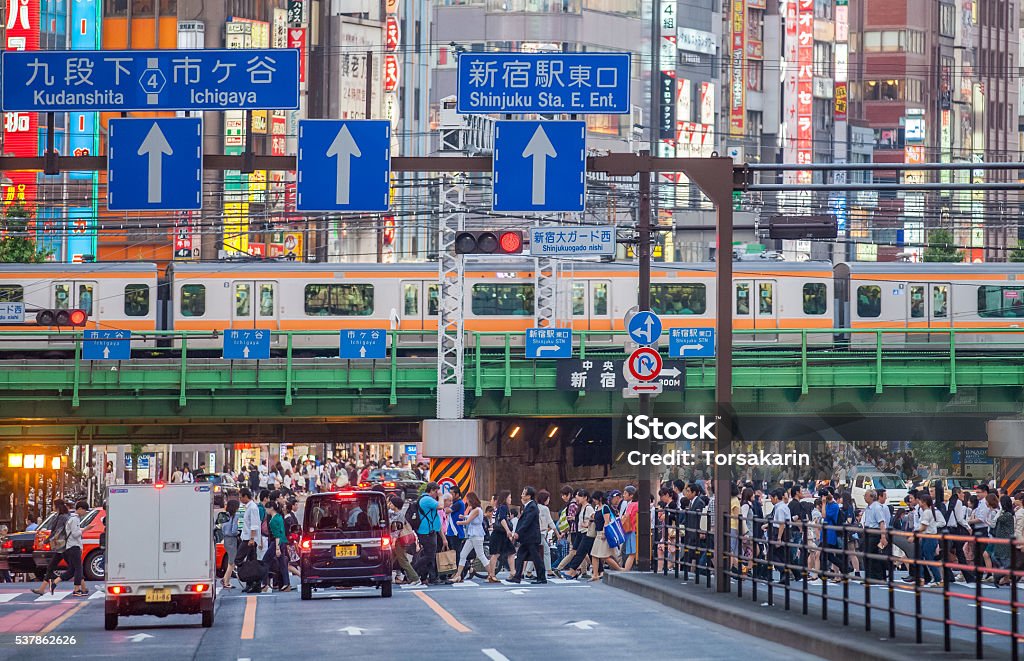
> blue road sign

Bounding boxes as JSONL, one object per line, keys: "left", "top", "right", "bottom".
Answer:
{"left": 627, "top": 311, "right": 662, "bottom": 346}
{"left": 2, "top": 49, "right": 299, "bottom": 112}
{"left": 0, "top": 302, "right": 24, "bottom": 323}
{"left": 223, "top": 329, "right": 270, "bottom": 360}
{"left": 529, "top": 226, "right": 615, "bottom": 257}
{"left": 456, "top": 53, "right": 631, "bottom": 114}
{"left": 493, "top": 121, "right": 585, "bottom": 213}
{"left": 296, "top": 120, "right": 390, "bottom": 212}
{"left": 83, "top": 330, "right": 131, "bottom": 361}
{"left": 340, "top": 329, "right": 387, "bottom": 359}
{"left": 669, "top": 328, "right": 715, "bottom": 358}
{"left": 108, "top": 118, "right": 202, "bottom": 211}
{"left": 404, "top": 444, "right": 418, "bottom": 456}
{"left": 525, "top": 328, "right": 572, "bottom": 359}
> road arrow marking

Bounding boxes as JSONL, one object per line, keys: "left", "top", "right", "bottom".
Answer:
{"left": 242, "top": 345, "right": 250, "bottom": 359}
{"left": 661, "top": 367, "right": 681, "bottom": 377}
{"left": 507, "top": 588, "right": 529, "bottom": 595}
{"left": 126, "top": 633, "right": 153, "bottom": 643}
{"left": 338, "top": 626, "right": 367, "bottom": 636}
{"left": 138, "top": 122, "right": 172, "bottom": 204}
{"left": 326, "top": 124, "right": 360, "bottom": 205}
{"left": 359, "top": 345, "right": 366, "bottom": 358}
{"left": 522, "top": 125, "right": 556, "bottom": 205}
{"left": 565, "top": 620, "right": 598, "bottom": 630}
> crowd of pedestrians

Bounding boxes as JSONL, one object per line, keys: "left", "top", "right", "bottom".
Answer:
{"left": 219, "top": 488, "right": 301, "bottom": 593}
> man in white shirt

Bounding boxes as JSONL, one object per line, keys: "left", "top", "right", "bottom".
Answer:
{"left": 239, "top": 488, "right": 265, "bottom": 593}
{"left": 769, "top": 489, "right": 793, "bottom": 584}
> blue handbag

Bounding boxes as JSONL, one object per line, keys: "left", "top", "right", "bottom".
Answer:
{"left": 603, "top": 506, "right": 626, "bottom": 549}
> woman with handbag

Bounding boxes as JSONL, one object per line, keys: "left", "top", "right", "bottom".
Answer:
{"left": 453, "top": 492, "right": 487, "bottom": 583}
{"left": 587, "top": 491, "right": 623, "bottom": 582}
{"left": 387, "top": 496, "right": 419, "bottom": 585}
{"left": 486, "top": 491, "right": 516, "bottom": 583}
{"left": 31, "top": 499, "right": 70, "bottom": 596}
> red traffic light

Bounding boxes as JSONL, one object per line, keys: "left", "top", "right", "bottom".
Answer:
{"left": 453, "top": 231, "right": 524, "bottom": 255}
{"left": 35, "top": 309, "right": 88, "bottom": 327}
{"left": 499, "top": 231, "right": 523, "bottom": 253}
{"left": 68, "top": 309, "right": 88, "bottom": 326}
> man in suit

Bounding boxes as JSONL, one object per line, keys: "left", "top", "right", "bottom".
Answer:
{"left": 507, "top": 486, "right": 547, "bottom": 584}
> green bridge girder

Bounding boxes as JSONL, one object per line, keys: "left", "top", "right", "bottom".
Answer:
{"left": 0, "top": 330, "right": 1021, "bottom": 432}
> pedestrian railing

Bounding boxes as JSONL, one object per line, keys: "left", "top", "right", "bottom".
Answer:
{"left": 652, "top": 508, "right": 1022, "bottom": 659}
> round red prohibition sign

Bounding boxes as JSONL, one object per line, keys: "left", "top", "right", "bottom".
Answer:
{"left": 628, "top": 347, "right": 662, "bottom": 382}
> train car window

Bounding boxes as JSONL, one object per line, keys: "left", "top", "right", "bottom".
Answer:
{"left": 802, "top": 283, "right": 827, "bottom": 315}
{"left": 736, "top": 283, "right": 750, "bottom": 315}
{"left": 427, "top": 285, "right": 439, "bottom": 316}
{"left": 932, "top": 285, "right": 948, "bottom": 318}
{"left": 235, "top": 284, "right": 251, "bottom": 317}
{"left": 259, "top": 284, "right": 274, "bottom": 316}
{"left": 857, "top": 285, "right": 882, "bottom": 318}
{"left": 650, "top": 284, "right": 706, "bottom": 315}
{"left": 124, "top": 284, "right": 149, "bottom": 317}
{"left": 0, "top": 285, "right": 23, "bottom": 302}
{"left": 303, "top": 284, "right": 374, "bottom": 316}
{"left": 593, "top": 283, "right": 608, "bottom": 315}
{"left": 78, "top": 285, "right": 94, "bottom": 316}
{"left": 471, "top": 284, "right": 535, "bottom": 316}
{"left": 977, "top": 286, "right": 1024, "bottom": 317}
{"left": 403, "top": 284, "right": 419, "bottom": 315}
{"left": 758, "top": 283, "right": 773, "bottom": 314}
{"left": 572, "top": 283, "right": 585, "bottom": 316}
{"left": 54, "top": 284, "right": 70, "bottom": 309}
{"left": 910, "top": 286, "right": 925, "bottom": 318}
{"left": 180, "top": 285, "right": 206, "bottom": 317}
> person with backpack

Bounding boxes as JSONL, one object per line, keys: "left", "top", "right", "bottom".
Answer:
{"left": 408, "top": 482, "right": 446, "bottom": 585}
{"left": 31, "top": 499, "right": 70, "bottom": 595}
{"left": 49, "top": 501, "right": 90, "bottom": 597}
{"left": 220, "top": 499, "right": 241, "bottom": 589}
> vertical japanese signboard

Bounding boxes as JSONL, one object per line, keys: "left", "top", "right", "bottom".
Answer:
{"left": 796, "top": 0, "right": 813, "bottom": 184}
{"left": 730, "top": 0, "right": 746, "bottom": 136}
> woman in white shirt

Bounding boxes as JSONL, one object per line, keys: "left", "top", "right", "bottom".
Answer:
{"left": 915, "top": 494, "right": 942, "bottom": 586}
{"left": 453, "top": 492, "right": 487, "bottom": 583}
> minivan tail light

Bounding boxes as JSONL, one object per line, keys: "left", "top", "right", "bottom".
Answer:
{"left": 186, "top": 583, "right": 209, "bottom": 593}
{"left": 300, "top": 538, "right": 311, "bottom": 551}
{"left": 107, "top": 585, "right": 131, "bottom": 595}
{"left": 381, "top": 535, "right": 391, "bottom": 550}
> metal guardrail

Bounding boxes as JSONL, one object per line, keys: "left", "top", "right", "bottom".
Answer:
{"left": 654, "top": 506, "right": 1023, "bottom": 659}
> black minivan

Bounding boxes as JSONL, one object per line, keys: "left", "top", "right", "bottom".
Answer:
{"left": 299, "top": 490, "right": 393, "bottom": 600}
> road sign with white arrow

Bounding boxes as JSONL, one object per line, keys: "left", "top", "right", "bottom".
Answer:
{"left": 296, "top": 119, "right": 390, "bottom": 212}
{"left": 492, "top": 120, "right": 586, "bottom": 212}
{"left": 107, "top": 118, "right": 202, "bottom": 211}
{"left": 223, "top": 329, "right": 270, "bottom": 360}
{"left": 626, "top": 310, "right": 662, "bottom": 346}
{"left": 83, "top": 330, "right": 131, "bottom": 361}
{"left": 669, "top": 328, "right": 715, "bottom": 358}
{"left": 525, "top": 328, "right": 572, "bottom": 359}
{"left": 340, "top": 329, "right": 387, "bottom": 360}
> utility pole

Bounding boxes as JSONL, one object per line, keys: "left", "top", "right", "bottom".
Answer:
{"left": 636, "top": 150, "right": 653, "bottom": 572}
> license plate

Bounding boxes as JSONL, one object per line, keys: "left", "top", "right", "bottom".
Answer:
{"left": 334, "top": 545, "right": 358, "bottom": 558}
{"left": 145, "top": 588, "right": 171, "bottom": 603}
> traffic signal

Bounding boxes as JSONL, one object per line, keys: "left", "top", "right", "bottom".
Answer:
{"left": 35, "top": 309, "right": 88, "bottom": 327}
{"left": 454, "top": 231, "right": 524, "bottom": 255}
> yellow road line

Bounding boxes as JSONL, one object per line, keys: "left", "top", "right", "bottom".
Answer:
{"left": 412, "top": 590, "right": 471, "bottom": 633}
{"left": 39, "top": 599, "right": 90, "bottom": 634}
{"left": 240, "top": 595, "right": 257, "bottom": 639}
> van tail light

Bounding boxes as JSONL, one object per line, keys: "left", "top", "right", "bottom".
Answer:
{"left": 381, "top": 535, "right": 391, "bottom": 550}
{"left": 300, "top": 538, "right": 311, "bottom": 552}
{"left": 107, "top": 585, "right": 131, "bottom": 595}
{"left": 186, "top": 583, "right": 209, "bottom": 593}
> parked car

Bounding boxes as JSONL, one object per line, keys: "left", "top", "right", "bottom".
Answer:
{"left": 358, "top": 469, "right": 425, "bottom": 501}
{"left": 194, "top": 473, "right": 240, "bottom": 507}
{"left": 0, "top": 513, "right": 55, "bottom": 578}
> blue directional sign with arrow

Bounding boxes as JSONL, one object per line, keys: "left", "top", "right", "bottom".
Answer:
{"left": 107, "top": 118, "right": 202, "bottom": 211}
{"left": 340, "top": 329, "right": 387, "bottom": 359}
{"left": 223, "top": 329, "right": 270, "bottom": 360}
{"left": 83, "top": 330, "right": 131, "bottom": 361}
{"left": 626, "top": 310, "right": 662, "bottom": 346}
{"left": 492, "top": 120, "right": 586, "bottom": 212}
{"left": 669, "top": 328, "right": 715, "bottom": 358}
{"left": 525, "top": 328, "right": 572, "bottom": 359}
{"left": 296, "top": 119, "right": 390, "bottom": 212}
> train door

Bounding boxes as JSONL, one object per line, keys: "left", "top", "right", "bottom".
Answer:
{"left": 572, "top": 280, "right": 612, "bottom": 341}
{"left": 735, "top": 279, "right": 778, "bottom": 342}
{"left": 231, "top": 281, "right": 280, "bottom": 345}
{"left": 400, "top": 281, "right": 438, "bottom": 344}
{"left": 52, "top": 281, "right": 99, "bottom": 329}
{"left": 906, "top": 283, "right": 951, "bottom": 343}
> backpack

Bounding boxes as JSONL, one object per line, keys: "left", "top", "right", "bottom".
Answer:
{"left": 404, "top": 496, "right": 425, "bottom": 530}
{"left": 933, "top": 507, "right": 947, "bottom": 530}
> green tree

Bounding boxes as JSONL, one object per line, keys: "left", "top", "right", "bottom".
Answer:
{"left": 128, "top": 443, "right": 145, "bottom": 484}
{"left": 0, "top": 205, "right": 50, "bottom": 263}
{"left": 922, "top": 228, "right": 963, "bottom": 263}
{"left": 1009, "top": 241, "right": 1024, "bottom": 262}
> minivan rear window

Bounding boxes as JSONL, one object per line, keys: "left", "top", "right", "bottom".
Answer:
{"left": 306, "top": 495, "right": 385, "bottom": 532}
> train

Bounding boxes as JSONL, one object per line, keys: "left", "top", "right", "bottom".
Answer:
{"left": 2, "top": 260, "right": 1024, "bottom": 353}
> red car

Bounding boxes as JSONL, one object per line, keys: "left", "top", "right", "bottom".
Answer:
{"left": 34, "top": 508, "right": 228, "bottom": 583}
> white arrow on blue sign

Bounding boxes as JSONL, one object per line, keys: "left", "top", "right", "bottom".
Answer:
{"left": 525, "top": 328, "right": 572, "bottom": 359}
{"left": 626, "top": 310, "right": 662, "bottom": 346}
{"left": 493, "top": 121, "right": 586, "bottom": 213}
{"left": 223, "top": 329, "right": 270, "bottom": 360}
{"left": 107, "top": 118, "right": 202, "bottom": 211}
{"left": 340, "top": 329, "right": 387, "bottom": 360}
{"left": 296, "top": 120, "right": 390, "bottom": 212}
{"left": 83, "top": 330, "right": 131, "bottom": 361}
{"left": 669, "top": 328, "right": 715, "bottom": 358}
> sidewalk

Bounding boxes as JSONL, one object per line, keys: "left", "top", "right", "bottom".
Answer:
{"left": 605, "top": 571, "right": 1002, "bottom": 661}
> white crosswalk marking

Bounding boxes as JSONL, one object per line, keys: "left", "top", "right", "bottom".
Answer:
{"left": 89, "top": 590, "right": 104, "bottom": 600}
{"left": 0, "top": 593, "right": 19, "bottom": 603}
{"left": 35, "top": 591, "right": 72, "bottom": 602}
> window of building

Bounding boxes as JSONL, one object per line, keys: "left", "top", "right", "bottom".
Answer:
{"left": 813, "top": 42, "right": 832, "bottom": 77}
{"left": 863, "top": 80, "right": 901, "bottom": 101}
{"left": 978, "top": 286, "right": 1024, "bottom": 317}
{"left": 582, "top": 0, "right": 637, "bottom": 15}
{"left": 905, "top": 79, "right": 923, "bottom": 103}
{"left": 857, "top": 285, "right": 882, "bottom": 318}
{"left": 906, "top": 30, "right": 925, "bottom": 54}
{"left": 470, "top": 284, "right": 534, "bottom": 315}
{"left": 0, "top": 285, "right": 23, "bottom": 303}
{"left": 104, "top": 0, "right": 128, "bottom": 15}
{"left": 747, "top": 60, "right": 763, "bottom": 92}
{"left": 132, "top": 0, "right": 154, "bottom": 16}
{"left": 650, "top": 284, "right": 707, "bottom": 315}
{"left": 181, "top": 285, "right": 206, "bottom": 317}
{"left": 304, "top": 284, "right": 374, "bottom": 316}
{"left": 803, "top": 283, "right": 827, "bottom": 315}
{"left": 940, "top": 2, "right": 956, "bottom": 37}
{"left": 124, "top": 284, "right": 149, "bottom": 317}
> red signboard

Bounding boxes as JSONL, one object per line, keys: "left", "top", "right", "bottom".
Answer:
{"left": 730, "top": 0, "right": 745, "bottom": 136}
{"left": 384, "top": 54, "right": 399, "bottom": 92}
{"left": 271, "top": 115, "right": 287, "bottom": 156}
{"left": 796, "top": 0, "right": 813, "bottom": 183}
{"left": 3, "top": 0, "right": 40, "bottom": 209}
{"left": 385, "top": 16, "right": 400, "bottom": 52}
{"left": 174, "top": 211, "right": 195, "bottom": 260}
{"left": 288, "top": 28, "right": 306, "bottom": 82}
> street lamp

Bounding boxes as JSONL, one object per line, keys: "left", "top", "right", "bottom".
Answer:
{"left": 7, "top": 453, "right": 22, "bottom": 468}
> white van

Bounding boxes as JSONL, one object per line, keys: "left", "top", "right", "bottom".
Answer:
{"left": 851, "top": 472, "right": 909, "bottom": 509}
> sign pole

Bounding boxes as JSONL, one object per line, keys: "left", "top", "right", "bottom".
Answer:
{"left": 636, "top": 149, "right": 653, "bottom": 572}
